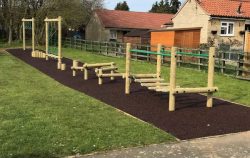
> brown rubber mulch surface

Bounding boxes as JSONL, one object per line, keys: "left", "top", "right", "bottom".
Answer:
{"left": 7, "top": 49, "right": 250, "bottom": 140}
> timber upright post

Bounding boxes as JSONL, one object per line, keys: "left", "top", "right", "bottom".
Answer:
{"left": 125, "top": 43, "right": 131, "bottom": 94}
{"left": 22, "top": 19, "right": 25, "bottom": 50}
{"left": 57, "top": 16, "right": 62, "bottom": 70}
{"left": 156, "top": 44, "right": 162, "bottom": 79}
{"left": 169, "top": 47, "right": 177, "bottom": 111}
{"left": 45, "top": 17, "right": 49, "bottom": 61}
{"left": 32, "top": 18, "right": 35, "bottom": 53}
{"left": 207, "top": 47, "right": 216, "bottom": 108}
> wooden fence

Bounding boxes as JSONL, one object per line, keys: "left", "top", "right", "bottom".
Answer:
{"left": 63, "top": 38, "right": 249, "bottom": 80}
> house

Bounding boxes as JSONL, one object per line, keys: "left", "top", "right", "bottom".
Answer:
{"left": 152, "top": 0, "right": 250, "bottom": 50}
{"left": 86, "top": 9, "right": 173, "bottom": 43}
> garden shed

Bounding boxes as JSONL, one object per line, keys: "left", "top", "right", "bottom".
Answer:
{"left": 151, "top": 28, "right": 201, "bottom": 48}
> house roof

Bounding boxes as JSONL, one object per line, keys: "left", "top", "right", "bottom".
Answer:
{"left": 95, "top": 9, "right": 174, "bottom": 30}
{"left": 198, "top": 0, "right": 250, "bottom": 19}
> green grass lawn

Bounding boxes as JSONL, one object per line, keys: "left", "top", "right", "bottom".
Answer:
{"left": 61, "top": 47, "right": 250, "bottom": 107}
{"left": 1, "top": 43, "right": 249, "bottom": 158}
{"left": 0, "top": 51, "right": 174, "bottom": 158}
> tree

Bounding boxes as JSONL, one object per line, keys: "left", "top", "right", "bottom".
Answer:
{"left": 149, "top": 0, "right": 180, "bottom": 14}
{"left": 170, "top": 0, "right": 181, "bottom": 13}
{"left": 115, "top": 1, "right": 129, "bottom": 11}
{"left": 0, "top": 0, "right": 104, "bottom": 44}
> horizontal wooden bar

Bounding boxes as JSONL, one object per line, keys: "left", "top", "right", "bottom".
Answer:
{"left": 98, "top": 67, "right": 118, "bottom": 71}
{"left": 46, "top": 54, "right": 59, "bottom": 59}
{"left": 174, "top": 87, "right": 218, "bottom": 94}
{"left": 22, "top": 19, "right": 33, "bottom": 22}
{"left": 84, "top": 62, "right": 114, "bottom": 68}
{"left": 44, "top": 18, "right": 60, "bottom": 22}
{"left": 148, "top": 86, "right": 170, "bottom": 90}
{"left": 71, "top": 66, "right": 83, "bottom": 70}
{"left": 132, "top": 74, "right": 158, "bottom": 78}
{"left": 141, "top": 83, "right": 169, "bottom": 87}
{"left": 155, "top": 88, "right": 170, "bottom": 93}
{"left": 98, "top": 73, "right": 124, "bottom": 77}
{"left": 134, "top": 78, "right": 164, "bottom": 83}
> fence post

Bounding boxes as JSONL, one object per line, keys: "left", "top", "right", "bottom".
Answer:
{"left": 85, "top": 40, "right": 87, "bottom": 51}
{"left": 147, "top": 45, "right": 150, "bottom": 61}
{"left": 243, "top": 31, "right": 250, "bottom": 77}
{"left": 198, "top": 50, "right": 201, "bottom": 70}
{"left": 80, "top": 39, "right": 82, "bottom": 50}
{"left": 74, "top": 38, "right": 76, "bottom": 48}
{"left": 236, "top": 53, "right": 241, "bottom": 76}
{"left": 91, "top": 41, "right": 93, "bottom": 51}
{"left": 221, "top": 51, "right": 225, "bottom": 74}
{"left": 99, "top": 41, "right": 101, "bottom": 54}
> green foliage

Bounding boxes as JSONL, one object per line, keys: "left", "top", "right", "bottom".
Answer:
{"left": 0, "top": 51, "right": 174, "bottom": 158}
{"left": 149, "top": 0, "right": 181, "bottom": 14}
{"left": 115, "top": 1, "right": 130, "bottom": 11}
{"left": 0, "top": 0, "right": 103, "bottom": 44}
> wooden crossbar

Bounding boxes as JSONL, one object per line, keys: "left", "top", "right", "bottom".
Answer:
{"left": 141, "top": 83, "right": 170, "bottom": 87}
{"left": 46, "top": 54, "right": 59, "bottom": 59}
{"left": 156, "top": 88, "right": 170, "bottom": 93}
{"left": 134, "top": 78, "right": 164, "bottom": 83}
{"left": 98, "top": 73, "right": 124, "bottom": 78}
{"left": 84, "top": 62, "right": 114, "bottom": 68}
{"left": 174, "top": 87, "right": 218, "bottom": 94}
{"left": 71, "top": 66, "right": 83, "bottom": 70}
{"left": 98, "top": 67, "right": 118, "bottom": 72}
{"left": 132, "top": 74, "right": 158, "bottom": 78}
{"left": 148, "top": 86, "right": 170, "bottom": 90}
{"left": 22, "top": 19, "right": 33, "bottom": 22}
{"left": 44, "top": 18, "right": 60, "bottom": 22}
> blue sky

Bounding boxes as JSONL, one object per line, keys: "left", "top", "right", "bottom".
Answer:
{"left": 104, "top": 0, "right": 185, "bottom": 12}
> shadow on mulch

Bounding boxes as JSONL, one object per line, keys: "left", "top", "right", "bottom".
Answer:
{"left": 7, "top": 49, "right": 250, "bottom": 140}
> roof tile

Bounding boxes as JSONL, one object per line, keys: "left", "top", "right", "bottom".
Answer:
{"left": 199, "top": 0, "right": 250, "bottom": 19}
{"left": 95, "top": 9, "right": 174, "bottom": 30}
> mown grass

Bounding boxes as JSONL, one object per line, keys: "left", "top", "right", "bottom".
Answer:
{"left": 61, "top": 47, "right": 250, "bottom": 107}
{"left": 0, "top": 51, "right": 174, "bottom": 158}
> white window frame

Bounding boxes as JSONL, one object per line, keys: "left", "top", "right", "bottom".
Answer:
{"left": 220, "top": 21, "right": 234, "bottom": 36}
{"left": 110, "top": 30, "right": 117, "bottom": 39}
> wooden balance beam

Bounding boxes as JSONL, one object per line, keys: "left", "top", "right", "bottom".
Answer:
{"left": 141, "top": 83, "right": 170, "bottom": 87}
{"left": 132, "top": 74, "right": 158, "bottom": 78}
{"left": 95, "top": 67, "right": 118, "bottom": 73}
{"left": 134, "top": 78, "right": 165, "bottom": 83}
{"left": 82, "top": 62, "right": 115, "bottom": 80}
{"left": 96, "top": 65, "right": 124, "bottom": 85}
{"left": 148, "top": 86, "right": 170, "bottom": 90}
{"left": 174, "top": 87, "right": 218, "bottom": 94}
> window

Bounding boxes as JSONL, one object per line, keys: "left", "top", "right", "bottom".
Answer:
{"left": 246, "top": 24, "right": 250, "bottom": 31}
{"left": 220, "top": 22, "right": 234, "bottom": 36}
{"left": 110, "top": 30, "right": 117, "bottom": 39}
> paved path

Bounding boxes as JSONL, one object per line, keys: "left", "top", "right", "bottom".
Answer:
{"left": 71, "top": 131, "right": 250, "bottom": 158}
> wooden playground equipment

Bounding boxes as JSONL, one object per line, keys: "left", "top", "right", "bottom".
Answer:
{"left": 124, "top": 43, "right": 170, "bottom": 94}
{"left": 95, "top": 63, "right": 124, "bottom": 85}
{"left": 45, "top": 16, "right": 66, "bottom": 70}
{"left": 71, "top": 60, "right": 117, "bottom": 80}
{"left": 168, "top": 47, "right": 218, "bottom": 111}
{"left": 124, "top": 43, "right": 218, "bottom": 111}
{"left": 22, "top": 18, "right": 45, "bottom": 58}
{"left": 95, "top": 43, "right": 168, "bottom": 86}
